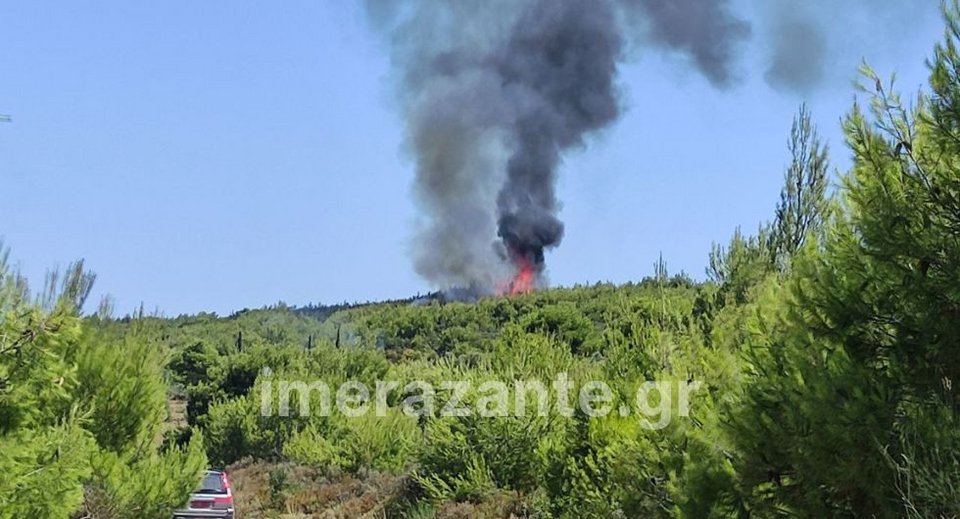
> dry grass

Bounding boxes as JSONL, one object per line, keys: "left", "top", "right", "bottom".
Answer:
{"left": 433, "top": 492, "right": 535, "bottom": 519}
{"left": 166, "top": 397, "right": 188, "bottom": 429}
{"left": 226, "top": 460, "right": 411, "bottom": 518}
{"left": 224, "top": 460, "right": 543, "bottom": 518}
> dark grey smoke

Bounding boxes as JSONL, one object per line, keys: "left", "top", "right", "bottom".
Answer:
{"left": 760, "top": 0, "right": 830, "bottom": 93}
{"left": 366, "top": 0, "right": 750, "bottom": 293}
{"left": 620, "top": 0, "right": 751, "bottom": 87}
{"left": 494, "top": 0, "right": 624, "bottom": 275}
{"left": 764, "top": 14, "right": 825, "bottom": 92}
{"left": 759, "top": 1, "right": 926, "bottom": 93}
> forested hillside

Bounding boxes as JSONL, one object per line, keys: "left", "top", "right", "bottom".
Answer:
{"left": 5, "top": 4, "right": 960, "bottom": 519}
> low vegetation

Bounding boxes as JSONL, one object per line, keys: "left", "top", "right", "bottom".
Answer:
{"left": 4, "top": 4, "right": 960, "bottom": 518}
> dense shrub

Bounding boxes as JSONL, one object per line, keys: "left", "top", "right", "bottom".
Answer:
{"left": 0, "top": 255, "right": 206, "bottom": 518}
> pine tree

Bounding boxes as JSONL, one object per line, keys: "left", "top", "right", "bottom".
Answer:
{"left": 727, "top": 3, "right": 960, "bottom": 515}
{"left": 772, "top": 104, "right": 830, "bottom": 264}
{"left": 0, "top": 244, "right": 207, "bottom": 518}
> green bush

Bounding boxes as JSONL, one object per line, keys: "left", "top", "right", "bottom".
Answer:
{"left": 0, "top": 251, "right": 206, "bottom": 518}
{"left": 0, "top": 422, "right": 96, "bottom": 519}
{"left": 84, "top": 433, "right": 207, "bottom": 519}
{"left": 284, "top": 409, "right": 418, "bottom": 474}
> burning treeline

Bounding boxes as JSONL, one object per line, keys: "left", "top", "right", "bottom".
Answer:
{"left": 366, "top": 0, "right": 751, "bottom": 297}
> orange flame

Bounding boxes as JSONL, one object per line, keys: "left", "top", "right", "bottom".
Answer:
{"left": 503, "top": 255, "right": 536, "bottom": 295}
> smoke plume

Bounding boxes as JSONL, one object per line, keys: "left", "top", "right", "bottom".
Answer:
{"left": 620, "top": 0, "right": 751, "bottom": 87}
{"left": 366, "top": 0, "right": 750, "bottom": 294}
{"left": 759, "top": 0, "right": 926, "bottom": 93}
{"left": 763, "top": 11, "right": 824, "bottom": 92}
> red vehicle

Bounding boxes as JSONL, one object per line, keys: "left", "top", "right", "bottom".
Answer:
{"left": 173, "top": 470, "right": 235, "bottom": 519}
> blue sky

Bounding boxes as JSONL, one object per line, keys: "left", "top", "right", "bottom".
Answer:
{"left": 0, "top": 1, "right": 945, "bottom": 316}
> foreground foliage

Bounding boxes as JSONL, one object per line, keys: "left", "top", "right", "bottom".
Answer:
{"left": 0, "top": 259, "right": 206, "bottom": 518}
{"left": 4, "top": 4, "right": 960, "bottom": 518}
